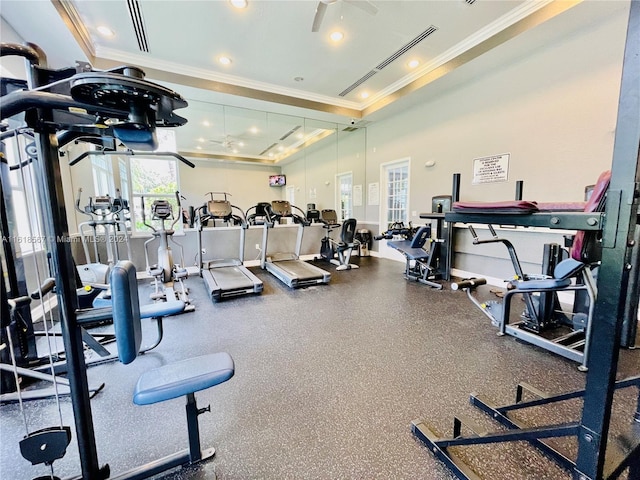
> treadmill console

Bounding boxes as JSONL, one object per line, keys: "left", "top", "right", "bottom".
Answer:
{"left": 207, "top": 200, "right": 233, "bottom": 219}
{"left": 271, "top": 200, "right": 292, "bottom": 217}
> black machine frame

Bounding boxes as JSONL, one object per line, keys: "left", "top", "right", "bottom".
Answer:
{"left": 412, "top": 2, "right": 640, "bottom": 478}
{"left": 0, "top": 42, "right": 196, "bottom": 479}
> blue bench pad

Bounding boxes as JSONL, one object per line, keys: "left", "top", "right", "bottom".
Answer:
{"left": 139, "top": 300, "right": 185, "bottom": 319}
{"left": 387, "top": 241, "right": 430, "bottom": 260}
{"left": 133, "top": 352, "right": 234, "bottom": 405}
{"left": 513, "top": 278, "right": 572, "bottom": 291}
{"left": 93, "top": 298, "right": 184, "bottom": 317}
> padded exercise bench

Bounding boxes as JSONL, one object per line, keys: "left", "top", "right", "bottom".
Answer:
{"left": 109, "top": 260, "right": 234, "bottom": 480}
{"left": 387, "top": 225, "right": 442, "bottom": 289}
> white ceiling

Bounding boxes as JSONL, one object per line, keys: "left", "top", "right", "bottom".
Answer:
{"left": 0, "top": 0, "right": 573, "bottom": 163}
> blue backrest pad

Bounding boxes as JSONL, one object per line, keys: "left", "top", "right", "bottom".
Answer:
{"left": 554, "top": 258, "right": 586, "bottom": 280}
{"left": 410, "top": 226, "right": 431, "bottom": 249}
{"left": 110, "top": 261, "right": 143, "bottom": 365}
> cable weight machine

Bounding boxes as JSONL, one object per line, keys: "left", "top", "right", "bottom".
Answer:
{"left": 1, "top": 40, "right": 191, "bottom": 479}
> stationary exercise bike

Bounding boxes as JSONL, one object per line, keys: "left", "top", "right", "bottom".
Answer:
{"left": 142, "top": 193, "right": 194, "bottom": 312}
{"left": 316, "top": 209, "right": 360, "bottom": 270}
{"left": 317, "top": 209, "right": 341, "bottom": 262}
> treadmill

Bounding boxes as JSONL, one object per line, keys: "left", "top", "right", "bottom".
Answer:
{"left": 260, "top": 200, "right": 331, "bottom": 288}
{"left": 196, "top": 193, "right": 263, "bottom": 301}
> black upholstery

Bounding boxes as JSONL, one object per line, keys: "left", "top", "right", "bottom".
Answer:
{"left": 339, "top": 218, "right": 357, "bottom": 250}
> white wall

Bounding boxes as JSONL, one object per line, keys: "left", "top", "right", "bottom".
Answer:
{"left": 366, "top": 0, "right": 628, "bottom": 226}
{"left": 0, "top": 18, "right": 27, "bottom": 78}
{"left": 179, "top": 159, "right": 281, "bottom": 213}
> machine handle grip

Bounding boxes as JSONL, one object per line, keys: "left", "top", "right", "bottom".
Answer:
{"left": 451, "top": 278, "right": 487, "bottom": 291}
{"left": 75, "top": 188, "right": 91, "bottom": 218}
{"left": 373, "top": 234, "right": 392, "bottom": 240}
{"left": 141, "top": 196, "right": 156, "bottom": 231}
{"left": 172, "top": 191, "right": 185, "bottom": 228}
{"left": 30, "top": 277, "right": 56, "bottom": 299}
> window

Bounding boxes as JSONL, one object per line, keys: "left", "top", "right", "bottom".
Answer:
{"left": 91, "top": 155, "right": 115, "bottom": 196}
{"left": 129, "top": 157, "right": 180, "bottom": 234}
{"left": 91, "top": 129, "right": 180, "bottom": 234}
{"left": 382, "top": 159, "right": 410, "bottom": 227}
{"left": 4, "top": 136, "right": 45, "bottom": 254}
{"left": 118, "top": 158, "right": 129, "bottom": 201}
{"left": 336, "top": 172, "right": 353, "bottom": 221}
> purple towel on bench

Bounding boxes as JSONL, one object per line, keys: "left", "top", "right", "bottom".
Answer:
{"left": 452, "top": 200, "right": 539, "bottom": 214}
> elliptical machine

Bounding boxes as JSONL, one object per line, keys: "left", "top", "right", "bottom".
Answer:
{"left": 317, "top": 209, "right": 341, "bottom": 262}
{"left": 74, "top": 187, "right": 132, "bottom": 284}
{"left": 142, "top": 192, "right": 194, "bottom": 311}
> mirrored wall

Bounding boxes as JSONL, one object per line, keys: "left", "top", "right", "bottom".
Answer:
{"left": 63, "top": 97, "right": 368, "bottom": 238}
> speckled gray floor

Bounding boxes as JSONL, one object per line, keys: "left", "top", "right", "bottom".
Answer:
{"left": 1, "top": 257, "right": 639, "bottom": 480}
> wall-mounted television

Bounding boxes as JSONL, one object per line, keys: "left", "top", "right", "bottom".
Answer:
{"left": 269, "top": 174, "right": 286, "bottom": 187}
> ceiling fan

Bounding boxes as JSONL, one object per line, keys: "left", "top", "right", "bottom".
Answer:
{"left": 312, "top": 0, "right": 378, "bottom": 33}
{"left": 209, "top": 135, "right": 242, "bottom": 150}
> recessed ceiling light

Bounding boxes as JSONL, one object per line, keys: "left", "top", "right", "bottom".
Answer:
{"left": 232, "top": 149, "right": 238, "bottom": 154}
{"left": 198, "top": 137, "right": 205, "bottom": 143}
{"left": 229, "top": 0, "right": 248, "bottom": 8}
{"left": 296, "top": 133, "right": 304, "bottom": 139}
{"left": 360, "top": 92, "right": 370, "bottom": 99}
{"left": 238, "top": 141, "right": 245, "bottom": 147}
{"left": 268, "top": 153, "right": 274, "bottom": 158}
{"left": 196, "top": 145, "right": 202, "bottom": 150}
{"left": 249, "top": 126, "right": 258, "bottom": 134}
{"left": 408, "top": 59, "right": 420, "bottom": 69}
{"left": 330, "top": 31, "right": 344, "bottom": 42}
{"left": 97, "top": 25, "right": 114, "bottom": 37}
{"left": 218, "top": 56, "right": 232, "bottom": 65}
{"left": 202, "top": 120, "right": 210, "bottom": 127}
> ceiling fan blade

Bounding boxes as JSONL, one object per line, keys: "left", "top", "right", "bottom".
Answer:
{"left": 312, "top": 2, "right": 328, "bottom": 32}
{"left": 344, "top": 0, "right": 378, "bottom": 16}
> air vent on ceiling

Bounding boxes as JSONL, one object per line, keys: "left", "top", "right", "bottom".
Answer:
{"left": 259, "top": 143, "right": 279, "bottom": 156}
{"left": 127, "top": 0, "right": 149, "bottom": 52}
{"left": 465, "top": 0, "right": 477, "bottom": 4}
{"left": 339, "top": 25, "right": 438, "bottom": 97}
{"left": 342, "top": 120, "right": 371, "bottom": 131}
{"left": 339, "top": 70, "right": 378, "bottom": 98}
{"left": 279, "top": 125, "right": 302, "bottom": 141}
{"left": 375, "top": 26, "right": 438, "bottom": 70}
